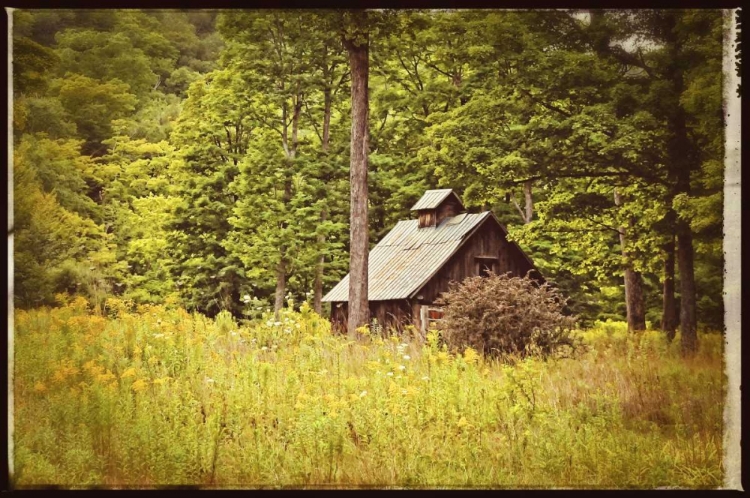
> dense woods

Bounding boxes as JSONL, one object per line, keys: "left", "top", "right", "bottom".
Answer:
{"left": 12, "top": 9, "right": 726, "bottom": 349}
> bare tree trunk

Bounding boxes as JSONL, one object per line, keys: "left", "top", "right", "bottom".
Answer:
{"left": 313, "top": 88, "right": 332, "bottom": 315}
{"left": 614, "top": 189, "right": 646, "bottom": 332}
{"left": 523, "top": 179, "right": 533, "bottom": 224}
{"left": 274, "top": 87, "right": 302, "bottom": 319}
{"left": 344, "top": 12, "right": 370, "bottom": 336}
{"left": 677, "top": 219, "right": 697, "bottom": 354}
{"left": 662, "top": 234, "right": 678, "bottom": 341}
{"left": 274, "top": 262, "right": 286, "bottom": 319}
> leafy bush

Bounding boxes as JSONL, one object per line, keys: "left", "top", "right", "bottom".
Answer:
{"left": 435, "top": 272, "right": 577, "bottom": 357}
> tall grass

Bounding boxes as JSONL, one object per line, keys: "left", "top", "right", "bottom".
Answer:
{"left": 12, "top": 299, "right": 725, "bottom": 488}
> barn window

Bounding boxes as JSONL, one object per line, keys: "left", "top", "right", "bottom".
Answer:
{"left": 475, "top": 256, "right": 499, "bottom": 278}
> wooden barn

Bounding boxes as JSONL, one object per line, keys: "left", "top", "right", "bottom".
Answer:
{"left": 322, "top": 189, "right": 545, "bottom": 334}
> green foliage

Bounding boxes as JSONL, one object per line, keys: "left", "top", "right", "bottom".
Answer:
{"left": 11, "top": 9, "right": 724, "bottom": 332}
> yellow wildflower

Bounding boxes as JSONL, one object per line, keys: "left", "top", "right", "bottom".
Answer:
{"left": 437, "top": 351, "right": 450, "bottom": 364}
{"left": 131, "top": 379, "right": 148, "bottom": 392}
{"left": 457, "top": 416, "right": 468, "bottom": 428}
{"left": 121, "top": 367, "right": 136, "bottom": 379}
{"left": 96, "top": 370, "right": 116, "bottom": 384}
{"left": 33, "top": 381, "right": 47, "bottom": 393}
{"left": 153, "top": 377, "right": 171, "bottom": 385}
{"left": 463, "top": 347, "right": 479, "bottom": 365}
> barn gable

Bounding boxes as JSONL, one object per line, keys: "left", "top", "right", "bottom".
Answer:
{"left": 322, "top": 188, "right": 542, "bottom": 304}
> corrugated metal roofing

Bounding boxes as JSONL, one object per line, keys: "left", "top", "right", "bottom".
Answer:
{"left": 322, "top": 211, "right": 491, "bottom": 302}
{"left": 410, "top": 189, "right": 460, "bottom": 211}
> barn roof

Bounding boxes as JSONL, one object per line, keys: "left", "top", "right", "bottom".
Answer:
{"left": 410, "top": 189, "right": 463, "bottom": 211}
{"left": 322, "top": 211, "right": 494, "bottom": 302}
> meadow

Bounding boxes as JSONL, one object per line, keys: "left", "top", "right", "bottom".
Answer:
{"left": 12, "top": 296, "right": 725, "bottom": 489}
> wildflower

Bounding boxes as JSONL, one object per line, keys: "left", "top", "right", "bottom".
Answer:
{"left": 386, "top": 372, "right": 394, "bottom": 377}
{"left": 398, "top": 365, "right": 406, "bottom": 371}
{"left": 422, "top": 376, "right": 430, "bottom": 381}
{"left": 206, "top": 377, "right": 215, "bottom": 384}
{"left": 402, "top": 389, "right": 408, "bottom": 395}
{"left": 121, "top": 367, "right": 136, "bottom": 379}
{"left": 463, "top": 347, "right": 479, "bottom": 365}
{"left": 265, "top": 320, "right": 273, "bottom": 327}
{"left": 261, "top": 346, "right": 268, "bottom": 351}
{"left": 131, "top": 379, "right": 148, "bottom": 392}
{"left": 457, "top": 416, "right": 468, "bottom": 428}
{"left": 360, "top": 390, "right": 367, "bottom": 398}
{"left": 403, "top": 355, "right": 411, "bottom": 360}
{"left": 274, "top": 321, "right": 282, "bottom": 327}
{"left": 33, "top": 381, "right": 47, "bottom": 393}
{"left": 153, "top": 377, "right": 170, "bottom": 385}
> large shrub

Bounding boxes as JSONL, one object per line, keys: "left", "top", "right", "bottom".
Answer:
{"left": 435, "top": 272, "right": 577, "bottom": 357}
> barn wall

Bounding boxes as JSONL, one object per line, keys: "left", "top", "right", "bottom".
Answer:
{"left": 416, "top": 218, "right": 538, "bottom": 303}
{"left": 329, "top": 300, "right": 414, "bottom": 334}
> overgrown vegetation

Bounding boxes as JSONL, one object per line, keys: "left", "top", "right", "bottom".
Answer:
{"left": 436, "top": 273, "right": 577, "bottom": 357}
{"left": 13, "top": 301, "right": 724, "bottom": 488}
{"left": 12, "top": 10, "right": 726, "bottom": 335}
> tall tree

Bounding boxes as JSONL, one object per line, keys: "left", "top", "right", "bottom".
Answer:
{"left": 343, "top": 10, "right": 371, "bottom": 335}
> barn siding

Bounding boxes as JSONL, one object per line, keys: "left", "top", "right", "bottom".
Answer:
{"left": 417, "top": 218, "right": 536, "bottom": 303}
{"left": 329, "top": 300, "right": 414, "bottom": 334}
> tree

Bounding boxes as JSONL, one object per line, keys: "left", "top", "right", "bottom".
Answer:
{"left": 342, "top": 10, "right": 371, "bottom": 335}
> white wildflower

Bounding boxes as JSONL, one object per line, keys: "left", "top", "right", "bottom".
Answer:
{"left": 265, "top": 320, "right": 273, "bottom": 327}
{"left": 386, "top": 372, "right": 394, "bottom": 377}
{"left": 398, "top": 364, "right": 406, "bottom": 371}
{"left": 273, "top": 321, "right": 282, "bottom": 327}
{"left": 360, "top": 390, "right": 367, "bottom": 398}
{"left": 261, "top": 346, "right": 268, "bottom": 351}
{"left": 206, "top": 377, "right": 215, "bottom": 384}
{"left": 422, "top": 376, "right": 430, "bottom": 381}
{"left": 153, "top": 333, "right": 164, "bottom": 339}
{"left": 402, "top": 389, "right": 408, "bottom": 395}
{"left": 403, "top": 355, "right": 411, "bottom": 360}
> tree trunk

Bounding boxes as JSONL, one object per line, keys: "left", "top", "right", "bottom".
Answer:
{"left": 661, "top": 233, "right": 678, "bottom": 341}
{"left": 273, "top": 262, "right": 286, "bottom": 319}
{"left": 661, "top": 10, "right": 699, "bottom": 355}
{"left": 344, "top": 12, "right": 370, "bottom": 336}
{"left": 313, "top": 88, "right": 332, "bottom": 315}
{"left": 274, "top": 89, "right": 301, "bottom": 319}
{"left": 523, "top": 179, "right": 533, "bottom": 224}
{"left": 614, "top": 189, "right": 646, "bottom": 332}
{"left": 677, "top": 219, "right": 697, "bottom": 354}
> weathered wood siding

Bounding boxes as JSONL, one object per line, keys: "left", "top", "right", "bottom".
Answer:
{"left": 416, "top": 217, "right": 538, "bottom": 303}
{"left": 330, "top": 300, "right": 414, "bottom": 333}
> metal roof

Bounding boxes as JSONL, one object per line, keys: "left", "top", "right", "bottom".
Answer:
{"left": 410, "top": 189, "right": 463, "bottom": 211}
{"left": 322, "top": 211, "right": 492, "bottom": 302}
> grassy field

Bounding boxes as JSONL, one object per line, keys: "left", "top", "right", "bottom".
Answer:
{"left": 11, "top": 297, "right": 725, "bottom": 488}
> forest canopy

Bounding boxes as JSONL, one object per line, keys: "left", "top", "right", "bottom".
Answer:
{"left": 11, "top": 9, "right": 726, "bottom": 334}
